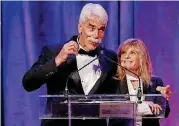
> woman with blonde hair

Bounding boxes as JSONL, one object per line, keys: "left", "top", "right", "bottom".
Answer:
{"left": 109, "top": 38, "right": 171, "bottom": 126}
{"left": 117, "top": 38, "right": 152, "bottom": 86}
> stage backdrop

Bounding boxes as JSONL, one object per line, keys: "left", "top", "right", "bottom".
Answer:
{"left": 2, "top": 1, "right": 179, "bottom": 126}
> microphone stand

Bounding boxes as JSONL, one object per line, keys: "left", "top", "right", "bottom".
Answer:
{"left": 63, "top": 55, "right": 101, "bottom": 101}
{"left": 102, "top": 54, "right": 142, "bottom": 104}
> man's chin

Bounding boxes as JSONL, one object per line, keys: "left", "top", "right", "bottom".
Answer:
{"left": 89, "top": 47, "right": 96, "bottom": 51}
{"left": 88, "top": 45, "right": 98, "bottom": 50}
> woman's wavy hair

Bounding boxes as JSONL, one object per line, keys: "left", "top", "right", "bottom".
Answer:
{"left": 117, "top": 38, "right": 152, "bottom": 86}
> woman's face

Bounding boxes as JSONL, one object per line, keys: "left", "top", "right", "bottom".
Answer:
{"left": 120, "top": 47, "right": 140, "bottom": 73}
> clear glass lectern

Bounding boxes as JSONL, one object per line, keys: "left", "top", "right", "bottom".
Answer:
{"left": 39, "top": 94, "right": 166, "bottom": 126}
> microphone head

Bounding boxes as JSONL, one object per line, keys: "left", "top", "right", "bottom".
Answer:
{"left": 97, "top": 44, "right": 105, "bottom": 55}
{"left": 98, "top": 43, "right": 105, "bottom": 50}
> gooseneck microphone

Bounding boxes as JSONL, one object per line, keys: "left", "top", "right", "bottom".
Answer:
{"left": 100, "top": 45, "right": 142, "bottom": 104}
{"left": 63, "top": 46, "right": 103, "bottom": 101}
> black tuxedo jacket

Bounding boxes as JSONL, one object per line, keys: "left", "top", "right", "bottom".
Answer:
{"left": 109, "top": 76, "right": 170, "bottom": 126}
{"left": 22, "top": 36, "right": 117, "bottom": 126}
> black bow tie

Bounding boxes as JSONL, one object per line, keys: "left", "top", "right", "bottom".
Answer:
{"left": 78, "top": 48, "right": 97, "bottom": 57}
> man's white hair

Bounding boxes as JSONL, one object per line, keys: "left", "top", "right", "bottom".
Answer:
{"left": 79, "top": 3, "right": 108, "bottom": 25}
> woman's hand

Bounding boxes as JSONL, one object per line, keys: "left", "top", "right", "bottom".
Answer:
{"left": 156, "top": 85, "right": 172, "bottom": 100}
{"left": 143, "top": 101, "right": 162, "bottom": 115}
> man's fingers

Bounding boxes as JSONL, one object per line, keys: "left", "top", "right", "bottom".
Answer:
{"left": 56, "top": 41, "right": 79, "bottom": 65}
{"left": 65, "top": 44, "right": 78, "bottom": 50}
{"left": 68, "top": 48, "right": 78, "bottom": 55}
{"left": 63, "top": 44, "right": 78, "bottom": 55}
{"left": 66, "top": 41, "right": 79, "bottom": 48}
{"left": 68, "top": 45, "right": 78, "bottom": 51}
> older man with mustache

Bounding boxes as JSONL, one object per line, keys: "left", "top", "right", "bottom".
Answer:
{"left": 22, "top": 3, "right": 118, "bottom": 126}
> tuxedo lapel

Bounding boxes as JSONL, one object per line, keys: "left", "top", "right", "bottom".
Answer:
{"left": 67, "top": 55, "right": 84, "bottom": 92}
{"left": 88, "top": 54, "right": 107, "bottom": 94}
{"left": 88, "top": 72, "right": 107, "bottom": 94}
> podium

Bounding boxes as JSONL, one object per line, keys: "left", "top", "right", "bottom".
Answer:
{"left": 39, "top": 94, "right": 167, "bottom": 126}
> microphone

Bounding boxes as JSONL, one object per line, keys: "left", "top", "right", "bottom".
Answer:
{"left": 63, "top": 45, "right": 103, "bottom": 101}
{"left": 100, "top": 46, "right": 142, "bottom": 104}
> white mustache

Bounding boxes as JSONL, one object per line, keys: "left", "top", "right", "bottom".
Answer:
{"left": 87, "top": 37, "right": 101, "bottom": 43}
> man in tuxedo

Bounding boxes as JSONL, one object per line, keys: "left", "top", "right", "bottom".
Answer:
{"left": 22, "top": 3, "right": 117, "bottom": 126}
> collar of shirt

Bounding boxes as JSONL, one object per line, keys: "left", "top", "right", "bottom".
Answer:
{"left": 77, "top": 36, "right": 97, "bottom": 57}
{"left": 77, "top": 36, "right": 85, "bottom": 50}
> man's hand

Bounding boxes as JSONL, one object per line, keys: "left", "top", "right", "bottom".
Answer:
{"left": 156, "top": 85, "right": 172, "bottom": 100}
{"left": 55, "top": 41, "right": 78, "bottom": 66}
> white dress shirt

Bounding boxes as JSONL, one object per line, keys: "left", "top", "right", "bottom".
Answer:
{"left": 126, "top": 74, "right": 153, "bottom": 126}
{"left": 76, "top": 54, "right": 101, "bottom": 95}
{"left": 76, "top": 41, "right": 101, "bottom": 95}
